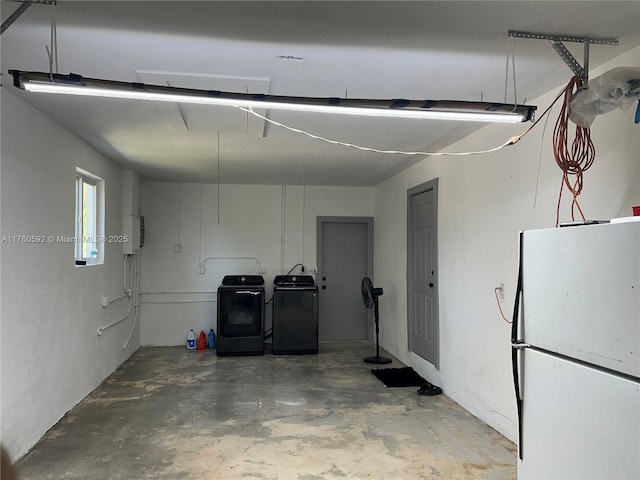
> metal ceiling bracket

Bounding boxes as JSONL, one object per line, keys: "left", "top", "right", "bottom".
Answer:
{"left": 551, "top": 41, "right": 584, "bottom": 78}
{"left": 508, "top": 30, "right": 619, "bottom": 86}
{"left": 1, "top": 0, "right": 56, "bottom": 36}
{"left": 508, "top": 31, "right": 618, "bottom": 46}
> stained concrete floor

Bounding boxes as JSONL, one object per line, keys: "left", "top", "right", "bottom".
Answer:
{"left": 16, "top": 342, "right": 516, "bottom": 479}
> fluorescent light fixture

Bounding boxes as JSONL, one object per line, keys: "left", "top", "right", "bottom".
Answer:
{"left": 10, "top": 70, "right": 536, "bottom": 123}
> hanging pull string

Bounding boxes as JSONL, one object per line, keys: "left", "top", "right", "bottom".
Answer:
{"left": 45, "top": 5, "right": 59, "bottom": 80}
{"left": 511, "top": 36, "right": 518, "bottom": 108}
{"left": 553, "top": 75, "right": 595, "bottom": 227}
{"left": 53, "top": 9, "right": 58, "bottom": 73}
{"left": 507, "top": 81, "right": 572, "bottom": 146}
{"left": 240, "top": 106, "right": 511, "bottom": 156}
{"left": 45, "top": 45, "right": 54, "bottom": 80}
{"left": 504, "top": 34, "right": 518, "bottom": 106}
{"left": 238, "top": 82, "right": 567, "bottom": 158}
{"left": 532, "top": 105, "right": 554, "bottom": 210}
{"left": 504, "top": 36, "right": 511, "bottom": 103}
{"left": 217, "top": 130, "right": 220, "bottom": 225}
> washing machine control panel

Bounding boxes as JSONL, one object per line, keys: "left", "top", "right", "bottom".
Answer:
{"left": 274, "top": 275, "right": 315, "bottom": 287}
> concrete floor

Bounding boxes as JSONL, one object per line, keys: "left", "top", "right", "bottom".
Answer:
{"left": 16, "top": 342, "right": 516, "bottom": 479}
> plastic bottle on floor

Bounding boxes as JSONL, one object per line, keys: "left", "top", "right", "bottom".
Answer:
{"left": 208, "top": 328, "right": 216, "bottom": 349}
{"left": 187, "top": 329, "right": 196, "bottom": 349}
{"left": 197, "top": 331, "right": 207, "bottom": 350}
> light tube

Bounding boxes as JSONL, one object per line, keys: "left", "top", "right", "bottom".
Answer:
{"left": 12, "top": 71, "right": 536, "bottom": 123}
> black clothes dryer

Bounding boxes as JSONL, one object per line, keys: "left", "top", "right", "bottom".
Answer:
{"left": 272, "top": 275, "right": 319, "bottom": 354}
{"left": 217, "top": 275, "right": 265, "bottom": 356}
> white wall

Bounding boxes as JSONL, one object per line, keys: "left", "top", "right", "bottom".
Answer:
{"left": 373, "top": 47, "right": 640, "bottom": 441}
{"left": 139, "top": 183, "right": 373, "bottom": 346}
{"left": 0, "top": 89, "right": 140, "bottom": 460}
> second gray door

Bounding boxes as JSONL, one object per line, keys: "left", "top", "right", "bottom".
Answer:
{"left": 318, "top": 220, "right": 371, "bottom": 341}
{"left": 408, "top": 180, "right": 439, "bottom": 366}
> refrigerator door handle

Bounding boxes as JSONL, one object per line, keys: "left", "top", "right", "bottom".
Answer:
{"left": 511, "top": 231, "right": 524, "bottom": 344}
{"left": 511, "top": 347, "right": 524, "bottom": 461}
{"left": 511, "top": 231, "right": 525, "bottom": 460}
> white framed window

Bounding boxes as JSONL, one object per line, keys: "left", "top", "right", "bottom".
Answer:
{"left": 75, "top": 168, "right": 104, "bottom": 265}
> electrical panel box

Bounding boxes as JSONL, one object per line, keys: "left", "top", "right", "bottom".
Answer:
{"left": 139, "top": 216, "right": 145, "bottom": 248}
{"left": 123, "top": 170, "right": 140, "bottom": 255}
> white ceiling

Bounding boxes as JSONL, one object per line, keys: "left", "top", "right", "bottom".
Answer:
{"left": 2, "top": 1, "right": 639, "bottom": 185}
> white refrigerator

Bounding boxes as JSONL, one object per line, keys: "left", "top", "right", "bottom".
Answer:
{"left": 512, "top": 221, "right": 640, "bottom": 480}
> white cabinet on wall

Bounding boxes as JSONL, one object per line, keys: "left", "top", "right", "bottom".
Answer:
{"left": 123, "top": 170, "right": 140, "bottom": 255}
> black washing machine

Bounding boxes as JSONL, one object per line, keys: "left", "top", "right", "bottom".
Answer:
{"left": 217, "top": 275, "right": 265, "bottom": 356}
{"left": 272, "top": 275, "right": 319, "bottom": 354}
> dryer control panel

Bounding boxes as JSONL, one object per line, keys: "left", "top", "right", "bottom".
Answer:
{"left": 221, "top": 275, "right": 265, "bottom": 286}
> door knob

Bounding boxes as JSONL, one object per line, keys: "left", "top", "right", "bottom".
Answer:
{"left": 429, "top": 282, "right": 434, "bottom": 288}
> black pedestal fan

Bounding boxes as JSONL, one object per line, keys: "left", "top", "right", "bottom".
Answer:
{"left": 361, "top": 277, "right": 391, "bottom": 364}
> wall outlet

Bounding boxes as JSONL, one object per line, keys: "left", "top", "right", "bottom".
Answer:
{"left": 310, "top": 265, "right": 318, "bottom": 274}
{"left": 497, "top": 283, "right": 505, "bottom": 299}
{"left": 197, "top": 266, "right": 205, "bottom": 274}
{"left": 101, "top": 296, "right": 109, "bottom": 307}
{"left": 258, "top": 265, "right": 266, "bottom": 274}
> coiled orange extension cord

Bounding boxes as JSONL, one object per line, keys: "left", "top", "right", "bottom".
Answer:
{"left": 553, "top": 75, "right": 596, "bottom": 227}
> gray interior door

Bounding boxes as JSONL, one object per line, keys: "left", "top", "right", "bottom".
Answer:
{"left": 318, "top": 219, "right": 372, "bottom": 341}
{"left": 407, "top": 180, "right": 439, "bottom": 366}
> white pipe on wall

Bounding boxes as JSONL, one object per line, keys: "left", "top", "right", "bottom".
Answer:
{"left": 99, "top": 253, "right": 140, "bottom": 342}
{"left": 141, "top": 299, "right": 217, "bottom": 304}
{"left": 141, "top": 291, "right": 217, "bottom": 295}
{"left": 123, "top": 254, "right": 131, "bottom": 294}
{"left": 123, "top": 253, "right": 141, "bottom": 349}
{"left": 198, "top": 185, "right": 203, "bottom": 263}
{"left": 302, "top": 185, "right": 306, "bottom": 265}
{"left": 200, "top": 256, "right": 264, "bottom": 272}
{"left": 98, "top": 294, "right": 133, "bottom": 335}
{"left": 107, "top": 293, "right": 128, "bottom": 304}
{"left": 281, "top": 185, "right": 286, "bottom": 274}
{"left": 175, "top": 184, "right": 183, "bottom": 248}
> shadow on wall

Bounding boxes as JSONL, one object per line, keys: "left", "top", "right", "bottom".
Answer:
{"left": 2, "top": 446, "right": 18, "bottom": 479}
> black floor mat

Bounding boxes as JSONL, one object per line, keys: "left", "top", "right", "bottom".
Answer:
{"left": 371, "top": 367, "right": 427, "bottom": 387}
